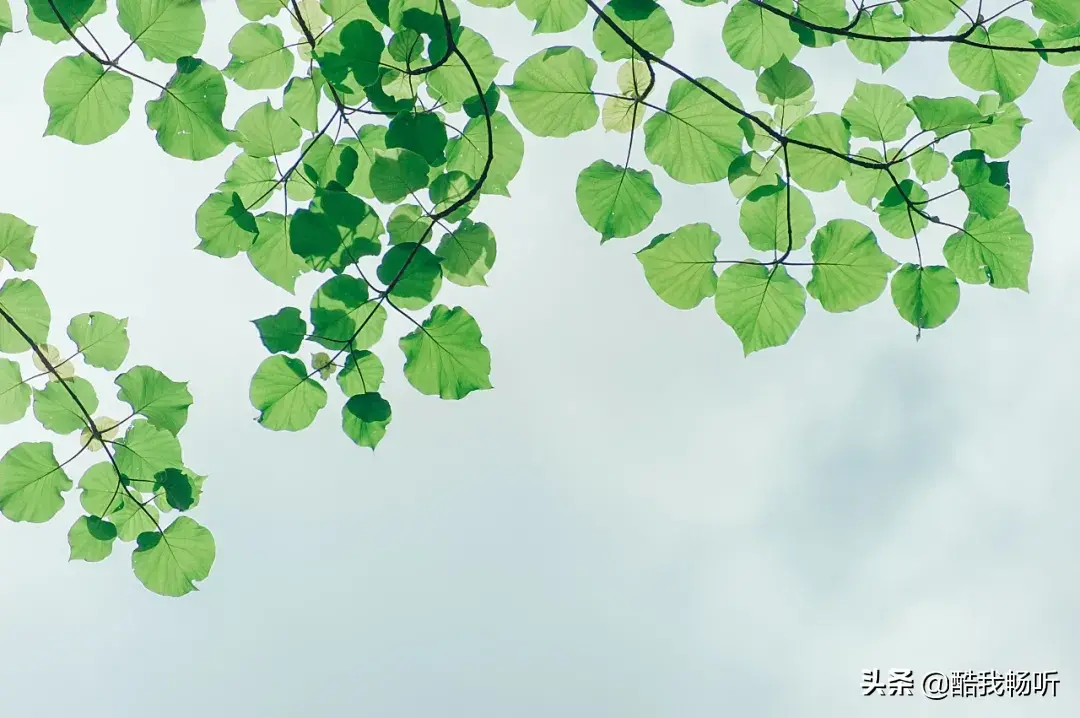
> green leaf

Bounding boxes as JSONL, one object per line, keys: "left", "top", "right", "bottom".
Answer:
{"left": 253, "top": 307, "right": 307, "bottom": 353}
{"left": 429, "top": 171, "right": 479, "bottom": 222}
{"left": 115, "top": 365, "right": 193, "bottom": 435}
{"left": 847, "top": 7, "right": 909, "bottom": 70}
{"left": 249, "top": 212, "right": 309, "bottom": 292}
{"left": 756, "top": 56, "right": 814, "bottom": 106}
{"left": 377, "top": 243, "right": 444, "bottom": 309}
{"left": 740, "top": 182, "right": 815, "bottom": 253}
{"left": 902, "top": 0, "right": 959, "bottom": 34}
{"left": 0, "top": 358, "right": 30, "bottom": 424}
{"left": 714, "top": 263, "right": 806, "bottom": 355}
{"left": 503, "top": 46, "right": 599, "bottom": 137}
{"left": 722, "top": 0, "right": 800, "bottom": 71}
{"left": 283, "top": 76, "right": 320, "bottom": 131}
{"left": 841, "top": 81, "right": 913, "bottom": 142}
{"left": 969, "top": 101, "right": 1029, "bottom": 158}
{"left": 117, "top": 0, "right": 205, "bottom": 63}
{"left": 77, "top": 462, "right": 123, "bottom": 517}
{"left": 1037, "top": 21, "right": 1080, "bottom": 66}
{"left": 643, "top": 77, "right": 745, "bottom": 184}
{"left": 114, "top": 419, "right": 182, "bottom": 483}
{"left": 949, "top": 19, "right": 1040, "bottom": 102}
{"left": 223, "top": 22, "right": 295, "bottom": 91}
{"left": 446, "top": 112, "right": 524, "bottom": 197}
{"left": 575, "top": 160, "right": 662, "bottom": 243}
{"left": 786, "top": 112, "right": 851, "bottom": 191}
{"left": 428, "top": 28, "right": 505, "bottom": 105}
{"left": 890, "top": 264, "right": 960, "bottom": 330}
{"left": 0, "top": 442, "right": 71, "bottom": 523}
{"left": 386, "top": 111, "right": 448, "bottom": 165}
{"left": 218, "top": 154, "right": 277, "bottom": 210}
{"left": 32, "top": 377, "right": 96, "bottom": 435}
{"left": 910, "top": 149, "right": 948, "bottom": 183}
{"left": 435, "top": 220, "right": 497, "bottom": 287}
{"left": 844, "top": 147, "right": 909, "bottom": 207}
{"left": 153, "top": 467, "right": 195, "bottom": 511}
{"left": 309, "top": 275, "right": 386, "bottom": 350}
{"left": 908, "top": 95, "right": 987, "bottom": 136}
{"left": 943, "top": 207, "right": 1032, "bottom": 290}
{"left": 342, "top": 392, "right": 392, "bottom": 448}
{"left": 65, "top": 313, "right": 128, "bottom": 371}
{"left": 807, "top": 219, "right": 898, "bottom": 312}
{"left": 145, "top": 57, "right": 233, "bottom": 160}
{"left": 1064, "top": 70, "right": 1080, "bottom": 129}
{"left": 876, "top": 180, "right": 929, "bottom": 239}
{"left": 516, "top": 0, "right": 587, "bottom": 33}
{"left": 237, "top": 0, "right": 287, "bottom": 20}
{"left": 1032, "top": 0, "right": 1080, "bottom": 27}
{"left": 68, "top": 515, "right": 117, "bottom": 562}
{"left": 951, "top": 149, "right": 1010, "bottom": 219}
{"left": 317, "top": 19, "right": 385, "bottom": 89}
{"left": 195, "top": 191, "right": 259, "bottom": 258}
{"left": 388, "top": 205, "right": 432, "bottom": 245}
{"left": 793, "top": 0, "right": 848, "bottom": 48}
{"left": 0, "top": 213, "right": 37, "bottom": 272}
{"left": 310, "top": 187, "right": 385, "bottom": 268}
{"left": 370, "top": 148, "right": 431, "bottom": 203}
{"left": 43, "top": 54, "right": 133, "bottom": 145}
{"left": 400, "top": 305, "right": 492, "bottom": 399}
{"left": 235, "top": 100, "right": 302, "bottom": 158}
{"left": 131, "top": 516, "right": 215, "bottom": 597}
{"left": 591, "top": 0, "right": 674, "bottom": 61}
{"left": 288, "top": 207, "right": 341, "bottom": 268}
{"left": 635, "top": 222, "right": 719, "bottom": 309}
{"left": 249, "top": 355, "right": 328, "bottom": 431}
{"left": 0, "top": 278, "right": 50, "bottom": 354}
{"left": 337, "top": 350, "right": 385, "bottom": 395}
{"left": 26, "top": 0, "right": 106, "bottom": 44}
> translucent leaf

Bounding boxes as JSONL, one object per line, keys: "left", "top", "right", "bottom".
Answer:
{"left": 44, "top": 54, "right": 133, "bottom": 145}
{"left": 516, "top": 0, "right": 587, "bottom": 33}
{"left": 0, "top": 358, "right": 30, "bottom": 424}
{"left": 908, "top": 95, "right": 987, "bottom": 136}
{"left": 78, "top": 462, "right": 123, "bottom": 517}
{"left": 195, "top": 192, "right": 259, "bottom": 258}
{"left": 643, "top": 77, "right": 745, "bottom": 184}
{"left": 446, "top": 112, "right": 524, "bottom": 196}
{"left": 943, "top": 207, "right": 1032, "bottom": 290}
{"left": 949, "top": 19, "right": 1040, "bottom": 102}
{"left": 309, "top": 275, "right": 386, "bottom": 350}
{"left": 890, "top": 264, "right": 959, "bottom": 330}
{"left": 429, "top": 171, "right": 478, "bottom": 222}
{"left": 388, "top": 205, "right": 432, "bottom": 245}
{"left": 115, "top": 365, "right": 193, "bottom": 435}
{"left": 66, "top": 312, "right": 129, "bottom": 371}
{"left": 756, "top": 56, "right": 814, "bottom": 106}
{"left": 111, "top": 490, "right": 158, "bottom": 540}
{"left": 153, "top": 467, "right": 196, "bottom": 511}
{"left": 503, "top": 46, "right": 599, "bottom": 137}
{"left": 386, "top": 111, "right": 448, "bottom": 165}
{"left": 793, "top": 0, "right": 847, "bottom": 48}
{"left": 841, "top": 81, "right": 913, "bottom": 142}
{"left": 249, "top": 355, "right": 328, "bottom": 431}
{"left": 1032, "top": 0, "right": 1080, "bottom": 27}
{"left": 603, "top": 96, "right": 645, "bottom": 133}
{"left": 224, "top": 22, "right": 295, "bottom": 91}
{"left": 807, "top": 219, "right": 898, "bottom": 312}
{"left": 325, "top": 127, "right": 387, "bottom": 199}
{"left": 1037, "top": 21, "right": 1080, "bottom": 66}
{"left": 435, "top": 220, "right": 497, "bottom": 287}
{"left": 635, "top": 222, "right": 719, "bottom": 309}
{"left": 253, "top": 307, "right": 307, "bottom": 354}
{"left": 1064, "top": 70, "right": 1080, "bottom": 129}
{"left": 370, "top": 148, "right": 431, "bottom": 203}
{"left": 0, "top": 0, "right": 13, "bottom": 44}
{"left": 283, "top": 76, "right": 320, "bottom": 131}
{"left": 249, "top": 212, "right": 309, "bottom": 293}
{"left": 323, "top": 0, "right": 385, "bottom": 27}
{"left": 722, "top": 0, "right": 800, "bottom": 71}
{"left": 902, "top": 0, "right": 959, "bottom": 34}
{"left": 0, "top": 278, "right": 50, "bottom": 354}
{"left": 910, "top": 149, "right": 948, "bottom": 184}
{"left": 714, "top": 263, "right": 806, "bottom": 355}
{"left": 951, "top": 150, "right": 1010, "bottom": 219}
{"left": 131, "top": 516, "right": 215, "bottom": 597}
{"left": 26, "top": 0, "right": 106, "bottom": 44}
{"left": 319, "top": 18, "right": 386, "bottom": 90}
{"left": 33, "top": 378, "right": 97, "bottom": 435}
{"left": 145, "top": 57, "right": 233, "bottom": 160}
{"left": 786, "top": 113, "right": 851, "bottom": 191}
{"left": 0, "top": 213, "right": 37, "bottom": 272}
{"left": 79, "top": 415, "right": 119, "bottom": 452}
{"left": 117, "top": 0, "right": 205, "bottom": 63}
{"left": 114, "top": 419, "right": 183, "bottom": 483}
{"left": 428, "top": 28, "right": 505, "bottom": 105}
{"left": 844, "top": 147, "right": 909, "bottom": 207}
{"left": 235, "top": 100, "right": 302, "bottom": 158}
{"left": 310, "top": 187, "right": 385, "bottom": 268}
{"left": 740, "top": 182, "right": 815, "bottom": 253}
{"left": 847, "top": 7, "right": 909, "bottom": 70}
{"left": 591, "top": 0, "right": 674, "bottom": 62}
{"left": 218, "top": 154, "right": 277, "bottom": 211}
{"left": 237, "top": 0, "right": 287, "bottom": 20}
{"left": 876, "top": 180, "right": 929, "bottom": 239}
{"left": 30, "top": 343, "right": 74, "bottom": 379}
{"left": 575, "top": 160, "right": 662, "bottom": 243}
{"left": 0, "top": 442, "right": 71, "bottom": 523}
{"left": 337, "top": 350, "right": 385, "bottom": 395}
{"left": 342, "top": 392, "right": 392, "bottom": 448}
{"left": 399, "top": 305, "right": 492, "bottom": 399}
{"left": 377, "top": 243, "right": 444, "bottom": 309}
{"left": 68, "top": 515, "right": 116, "bottom": 562}
{"left": 969, "top": 101, "right": 1029, "bottom": 158}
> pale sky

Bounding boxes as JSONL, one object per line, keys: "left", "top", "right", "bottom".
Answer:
{"left": 1, "top": 1, "right": 1077, "bottom": 716}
